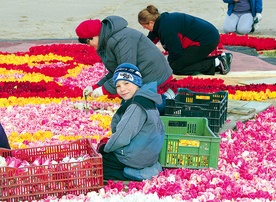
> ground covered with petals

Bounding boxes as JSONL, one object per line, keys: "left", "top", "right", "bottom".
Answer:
{"left": 0, "top": 34, "right": 275, "bottom": 201}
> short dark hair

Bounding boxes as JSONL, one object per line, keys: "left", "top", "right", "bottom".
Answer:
{"left": 78, "top": 38, "right": 93, "bottom": 44}
{"left": 78, "top": 38, "right": 88, "bottom": 44}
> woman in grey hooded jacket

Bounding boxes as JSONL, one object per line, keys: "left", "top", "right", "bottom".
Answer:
{"left": 75, "top": 16, "right": 173, "bottom": 98}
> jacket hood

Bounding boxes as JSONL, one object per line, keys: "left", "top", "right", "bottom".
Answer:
{"left": 134, "top": 82, "right": 163, "bottom": 105}
{"left": 98, "top": 16, "right": 128, "bottom": 50}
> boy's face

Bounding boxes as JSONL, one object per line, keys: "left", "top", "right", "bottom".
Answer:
{"left": 115, "top": 80, "right": 139, "bottom": 100}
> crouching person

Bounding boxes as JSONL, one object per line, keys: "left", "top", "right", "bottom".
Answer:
{"left": 97, "top": 63, "right": 164, "bottom": 181}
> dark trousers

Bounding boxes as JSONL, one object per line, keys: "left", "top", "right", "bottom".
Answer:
{"left": 0, "top": 123, "right": 11, "bottom": 149}
{"left": 170, "top": 39, "right": 219, "bottom": 75}
{"left": 101, "top": 152, "right": 129, "bottom": 180}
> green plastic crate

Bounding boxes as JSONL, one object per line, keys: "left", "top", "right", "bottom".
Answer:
{"left": 164, "top": 88, "right": 228, "bottom": 133}
{"left": 159, "top": 116, "right": 220, "bottom": 169}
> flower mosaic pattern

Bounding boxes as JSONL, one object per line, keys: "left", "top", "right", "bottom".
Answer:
{"left": 0, "top": 34, "right": 276, "bottom": 201}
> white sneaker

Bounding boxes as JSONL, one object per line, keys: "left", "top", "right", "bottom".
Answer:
{"left": 164, "top": 88, "right": 176, "bottom": 99}
{"left": 253, "top": 23, "right": 259, "bottom": 31}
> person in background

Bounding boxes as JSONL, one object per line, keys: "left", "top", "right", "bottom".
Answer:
{"left": 222, "top": 0, "right": 263, "bottom": 34}
{"left": 75, "top": 16, "right": 173, "bottom": 99}
{"left": 138, "top": 5, "right": 233, "bottom": 76}
{"left": 96, "top": 63, "right": 164, "bottom": 181}
{"left": 0, "top": 123, "right": 11, "bottom": 149}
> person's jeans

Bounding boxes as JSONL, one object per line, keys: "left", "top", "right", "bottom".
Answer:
{"left": 223, "top": 12, "right": 254, "bottom": 34}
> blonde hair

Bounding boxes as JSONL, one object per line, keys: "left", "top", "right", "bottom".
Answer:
{"left": 138, "top": 5, "right": 160, "bottom": 24}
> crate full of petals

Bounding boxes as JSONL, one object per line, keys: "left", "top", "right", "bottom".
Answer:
{"left": 0, "top": 138, "right": 103, "bottom": 202}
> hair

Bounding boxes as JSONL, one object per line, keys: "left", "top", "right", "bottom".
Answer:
{"left": 138, "top": 5, "right": 160, "bottom": 24}
{"left": 78, "top": 38, "right": 90, "bottom": 44}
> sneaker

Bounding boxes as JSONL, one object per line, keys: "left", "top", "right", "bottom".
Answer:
{"left": 218, "top": 53, "right": 233, "bottom": 75}
{"left": 250, "top": 26, "right": 255, "bottom": 33}
{"left": 251, "top": 23, "right": 259, "bottom": 33}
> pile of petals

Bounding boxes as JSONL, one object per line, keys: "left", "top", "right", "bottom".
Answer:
{"left": 0, "top": 81, "right": 82, "bottom": 98}
{"left": 0, "top": 147, "right": 101, "bottom": 200}
{"left": 160, "top": 77, "right": 276, "bottom": 101}
{"left": 1, "top": 154, "right": 91, "bottom": 168}
{"left": 220, "top": 33, "right": 276, "bottom": 51}
{"left": 0, "top": 34, "right": 275, "bottom": 201}
{"left": 1, "top": 40, "right": 276, "bottom": 101}
{"left": 1, "top": 98, "right": 120, "bottom": 148}
{"left": 35, "top": 106, "right": 276, "bottom": 201}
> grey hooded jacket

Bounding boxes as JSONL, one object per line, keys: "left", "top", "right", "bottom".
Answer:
{"left": 104, "top": 82, "right": 165, "bottom": 168}
{"left": 96, "top": 15, "right": 172, "bottom": 94}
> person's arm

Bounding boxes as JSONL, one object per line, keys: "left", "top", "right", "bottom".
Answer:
{"left": 104, "top": 104, "right": 146, "bottom": 152}
{"left": 162, "top": 31, "right": 185, "bottom": 64}
{"left": 223, "top": 0, "right": 236, "bottom": 3}
{"left": 84, "top": 71, "right": 118, "bottom": 98}
{"left": 97, "top": 71, "right": 113, "bottom": 87}
{"left": 255, "top": 0, "right": 263, "bottom": 14}
{"left": 95, "top": 71, "right": 119, "bottom": 97}
{"left": 148, "top": 32, "right": 159, "bottom": 44}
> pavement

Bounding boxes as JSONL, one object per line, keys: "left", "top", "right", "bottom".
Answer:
{"left": 0, "top": 0, "right": 275, "bottom": 134}
{"left": 0, "top": 0, "right": 275, "bottom": 40}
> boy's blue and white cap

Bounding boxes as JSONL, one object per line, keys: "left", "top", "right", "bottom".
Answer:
{"left": 113, "top": 63, "right": 142, "bottom": 87}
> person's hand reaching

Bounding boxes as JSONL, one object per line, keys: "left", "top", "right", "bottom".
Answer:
{"left": 83, "top": 86, "right": 93, "bottom": 97}
{"left": 92, "top": 87, "right": 103, "bottom": 97}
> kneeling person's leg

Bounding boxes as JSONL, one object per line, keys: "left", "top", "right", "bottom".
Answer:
{"left": 101, "top": 152, "right": 129, "bottom": 180}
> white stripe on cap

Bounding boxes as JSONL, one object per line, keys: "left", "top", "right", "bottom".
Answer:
{"left": 116, "top": 72, "right": 134, "bottom": 81}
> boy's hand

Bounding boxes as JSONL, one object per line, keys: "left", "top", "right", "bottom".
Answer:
{"left": 96, "top": 137, "right": 109, "bottom": 153}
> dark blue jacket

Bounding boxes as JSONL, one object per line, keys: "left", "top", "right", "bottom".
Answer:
{"left": 223, "top": 0, "right": 263, "bottom": 17}
{"left": 0, "top": 123, "right": 11, "bottom": 149}
{"left": 148, "top": 12, "right": 219, "bottom": 64}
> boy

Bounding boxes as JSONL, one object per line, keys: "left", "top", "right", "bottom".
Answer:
{"left": 97, "top": 63, "right": 164, "bottom": 180}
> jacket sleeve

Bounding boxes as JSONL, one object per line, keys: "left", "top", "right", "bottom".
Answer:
{"left": 148, "top": 32, "right": 159, "bottom": 44}
{"left": 104, "top": 104, "right": 147, "bottom": 152}
{"left": 222, "top": 0, "right": 234, "bottom": 3}
{"left": 256, "top": 0, "right": 263, "bottom": 13}
{"left": 97, "top": 71, "right": 113, "bottom": 87}
{"left": 162, "top": 31, "right": 185, "bottom": 64}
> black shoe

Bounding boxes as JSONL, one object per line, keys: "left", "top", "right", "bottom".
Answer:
{"left": 250, "top": 26, "right": 255, "bottom": 33}
{"left": 218, "top": 53, "right": 233, "bottom": 75}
